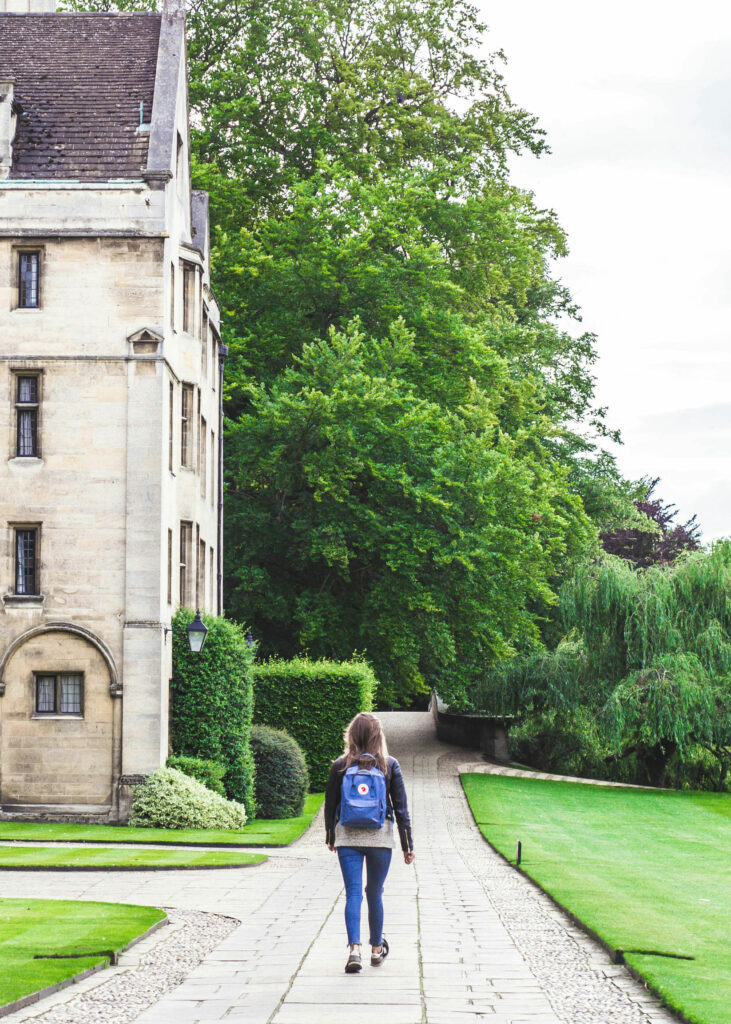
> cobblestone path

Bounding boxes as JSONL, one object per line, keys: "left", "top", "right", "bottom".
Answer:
{"left": 0, "top": 713, "right": 677, "bottom": 1024}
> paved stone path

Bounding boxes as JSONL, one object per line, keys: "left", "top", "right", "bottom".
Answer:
{"left": 0, "top": 713, "right": 678, "bottom": 1024}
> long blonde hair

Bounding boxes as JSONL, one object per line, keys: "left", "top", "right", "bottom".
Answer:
{"left": 343, "top": 712, "right": 389, "bottom": 776}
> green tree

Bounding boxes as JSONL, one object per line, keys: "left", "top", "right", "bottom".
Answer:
{"left": 65, "top": 0, "right": 633, "bottom": 700}
{"left": 227, "top": 320, "right": 592, "bottom": 705}
{"left": 476, "top": 545, "right": 731, "bottom": 789}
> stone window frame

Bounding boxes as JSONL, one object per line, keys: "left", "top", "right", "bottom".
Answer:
{"left": 181, "top": 260, "right": 198, "bottom": 337}
{"left": 210, "top": 326, "right": 220, "bottom": 391}
{"left": 170, "top": 261, "right": 176, "bottom": 332}
{"left": 179, "top": 520, "right": 193, "bottom": 607}
{"left": 209, "top": 544, "right": 214, "bottom": 612}
{"left": 167, "top": 528, "right": 173, "bottom": 606}
{"left": 10, "top": 244, "right": 45, "bottom": 312}
{"left": 10, "top": 368, "right": 43, "bottom": 461}
{"left": 196, "top": 388, "right": 201, "bottom": 475}
{"left": 201, "top": 305, "right": 209, "bottom": 378}
{"left": 210, "top": 428, "right": 215, "bottom": 507}
{"left": 197, "top": 534, "right": 205, "bottom": 609}
{"left": 10, "top": 521, "right": 41, "bottom": 598}
{"left": 168, "top": 380, "right": 175, "bottom": 473}
{"left": 199, "top": 415, "right": 207, "bottom": 498}
{"left": 180, "top": 382, "right": 195, "bottom": 469}
{"left": 32, "top": 670, "right": 85, "bottom": 719}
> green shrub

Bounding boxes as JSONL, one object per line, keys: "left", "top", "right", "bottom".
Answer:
{"left": 166, "top": 755, "right": 226, "bottom": 797}
{"left": 253, "top": 658, "right": 377, "bottom": 789}
{"left": 473, "top": 543, "right": 731, "bottom": 790}
{"left": 509, "top": 707, "right": 612, "bottom": 780}
{"left": 170, "top": 610, "right": 256, "bottom": 817}
{"left": 250, "top": 725, "right": 309, "bottom": 819}
{"left": 129, "top": 768, "right": 247, "bottom": 829}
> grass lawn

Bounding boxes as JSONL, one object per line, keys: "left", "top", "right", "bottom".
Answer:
{"left": 462, "top": 774, "right": 731, "bottom": 1024}
{"left": 0, "top": 794, "right": 324, "bottom": 847}
{"left": 0, "top": 846, "right": 265, "bottom": 869}
{"left": 0, "top": 898, "right": 164, "bottom": 1008}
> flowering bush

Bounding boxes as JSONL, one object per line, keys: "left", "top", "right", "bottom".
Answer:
{"left": 129, "top": 767, "right": 247, "bottom": 830}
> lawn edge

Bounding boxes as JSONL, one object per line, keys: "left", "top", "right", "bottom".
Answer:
{"left": 459, "top": 774, "right": 690, "bottom": 1024}
{"left": 0, "top": 838, "right": 289, "bottom": 848}
{"left": 0, "top": 794, "right": 325, "bottom": 850}
{"left": 0, "top": 914, "right": 168, "bottom": 1018}
{"left": 0, "top": 858, "right": 266, "bottom": 871}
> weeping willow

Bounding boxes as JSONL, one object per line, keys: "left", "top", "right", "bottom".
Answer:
{"left": 475, "top": 541, "right": 731, "bottom": 789}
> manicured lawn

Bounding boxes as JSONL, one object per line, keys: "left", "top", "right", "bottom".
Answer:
{"left": 0, "top": 898, "right": 164, "bottom": 1008}
{"left": 0, "top": 794, "right": 324, "bottom": 847}
{"left": 462, "top": 774, "right": 731, "bottom": 1024}
{"left": 0, "top": 846, "right": 265, "bottom": 869}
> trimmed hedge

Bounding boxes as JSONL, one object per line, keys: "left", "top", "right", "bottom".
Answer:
{"left": 170, "top": 610, "right": 256, "bottom": 818}
{"left": 166, "top": 755, "right": 227, "bottom": 797}
{"left": 129, "top": 767, "right": 247, "bottom": 829}
{"left": 251, "top": 725, "right": 309, "bottom": 819}
{"left": 253, "top": 658, "right": 377, "bottom": 790}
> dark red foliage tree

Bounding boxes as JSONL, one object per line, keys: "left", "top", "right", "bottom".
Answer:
{"left": 601, "top": 478, "right": 701, "bottom": 567}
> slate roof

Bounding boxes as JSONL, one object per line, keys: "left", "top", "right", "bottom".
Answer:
{"left": 0, "top": 13, "right": 161, "bottom": 181}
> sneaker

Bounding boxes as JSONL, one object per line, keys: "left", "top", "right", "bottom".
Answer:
{"left": 345, "top": 949, "right": 362, "bottom": 973}
{"left": 370, "top": 936, "right": 389, "bottom": 966}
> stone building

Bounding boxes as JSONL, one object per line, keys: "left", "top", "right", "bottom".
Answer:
{"left": 0, "top": 0, "right": 225, "bottom": 820}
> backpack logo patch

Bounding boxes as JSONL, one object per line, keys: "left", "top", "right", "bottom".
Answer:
{"left": 358, "top": 783, "right": 369, "bottom": 795}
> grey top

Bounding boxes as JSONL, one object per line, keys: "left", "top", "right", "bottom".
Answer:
{"left": 334, "top": 817, "right": 395, "bottom": 849}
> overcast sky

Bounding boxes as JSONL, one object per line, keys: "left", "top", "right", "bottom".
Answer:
{"left": 478, "top": 1, "right": 731, "bottom": 540}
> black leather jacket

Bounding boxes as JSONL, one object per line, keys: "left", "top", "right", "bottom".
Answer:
{"left": 324, "top": 755, "right": 414, "bottom": 852}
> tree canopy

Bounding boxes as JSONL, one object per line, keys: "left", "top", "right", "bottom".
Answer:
{"left": 65, "top": 0, "right": 658, "bottom": 703}
{"left": 601, "top": 477, "right": 701, "bottom": 567}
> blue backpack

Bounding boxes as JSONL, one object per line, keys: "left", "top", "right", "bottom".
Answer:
{"left": 339, "top": 754, "right": 389, "bottom": 829}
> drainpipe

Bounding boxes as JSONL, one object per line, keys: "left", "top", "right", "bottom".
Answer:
{"left": 217, "top": 341, "right": 228, "bottom": 616}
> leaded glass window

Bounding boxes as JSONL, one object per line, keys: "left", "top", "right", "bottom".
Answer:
{"left": 35, "top": 673, "right": 83, "bottom": 715}
{"left": 18, "top": 251, "right": 40, "bottom": 308}
{"left": 16, "top": 375, "right": 39, "bottom": 457}
{"left": 36, "top": 675, "right": 55, "bottom": 713}
{"left": 60, "top": 674, "right": 82, "bottom": 714}
{"left": 15, "top": 527, "right": 38, "bottom": 595}
{"left": 180, "top": 521, "right": 192, "bottom": 606}
{"left": 181, "top": 384, "right": 194, "bottom": 467}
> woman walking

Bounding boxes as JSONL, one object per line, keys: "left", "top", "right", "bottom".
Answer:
{"left": 325, "top": 712, "right": 415, "bottom": 974}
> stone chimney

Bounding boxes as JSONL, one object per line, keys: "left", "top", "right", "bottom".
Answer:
{"left": 0, "top": 1, "right": 57, "bottom": 11}
{"left": 0, "top": 79, "right": 17, "bottom": 180}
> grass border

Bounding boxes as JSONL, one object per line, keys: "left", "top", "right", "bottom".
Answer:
{"left": 459, "top": 775, "right": 690, "bottom": 1024}
{"left": 0, "top": 916, "right": 167, "bottom": 1019}
{"left": 0, "top": 860, "right": 265, "bottom": 872}
{"left": 0, "top": 838, "right": 287, "bottom": 849}
{"left": 0, "top": 793, "right": 326, "bottom": 849}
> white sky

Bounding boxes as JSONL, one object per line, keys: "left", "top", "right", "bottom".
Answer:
{"left": 478, "top": 1, "right": 731, "bottom": 540}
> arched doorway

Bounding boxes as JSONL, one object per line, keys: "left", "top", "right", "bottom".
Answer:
{"left": 0, "top": 624, "right": 119, "bottom": 813}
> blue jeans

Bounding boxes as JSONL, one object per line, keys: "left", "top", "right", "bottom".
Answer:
{"left": 337, "top": 846, "right": 392, "bottom": 946}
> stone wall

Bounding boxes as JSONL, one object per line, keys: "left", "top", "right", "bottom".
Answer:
{"left": 1, "top": 629, "right": 117, "bottom": 809}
